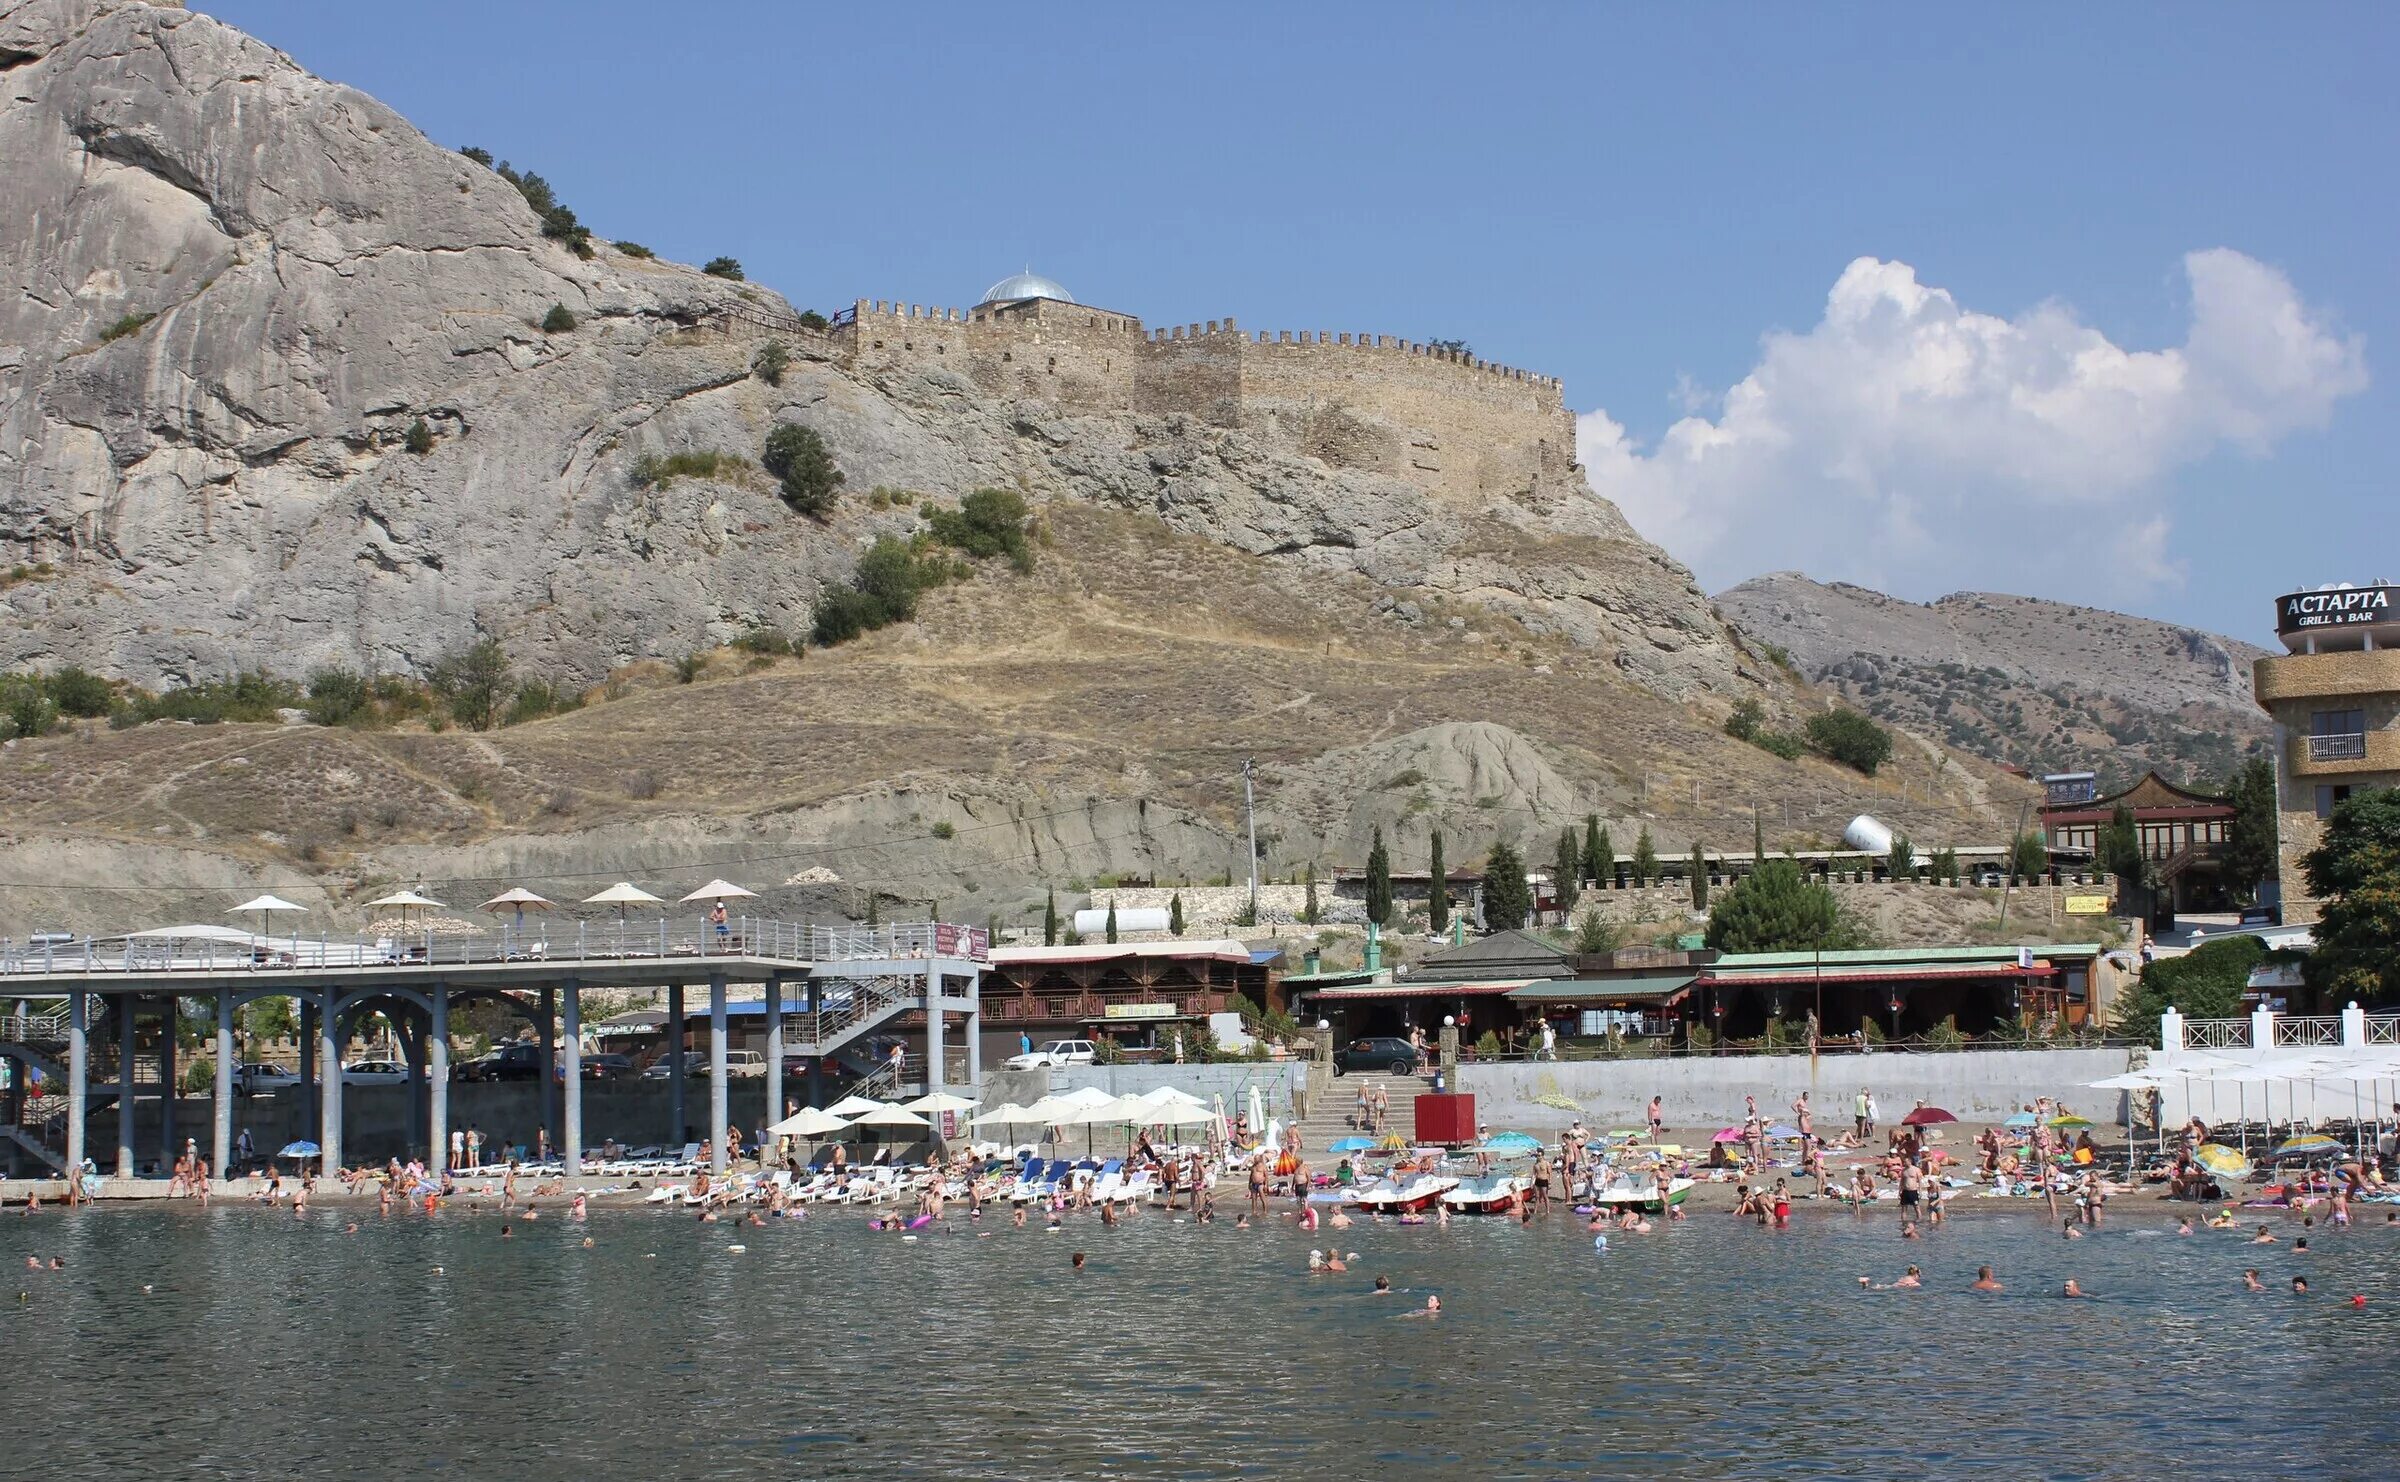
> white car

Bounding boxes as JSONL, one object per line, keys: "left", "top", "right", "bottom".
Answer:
{"left": 341, "top": 1059, "right": 409, "bottom": 1086}
{"left": 1004, "top": 1039, "right": 1097, "bottom": 1071}
{"left": 237, "top": 1062, "right": 302, "bottom": 1094}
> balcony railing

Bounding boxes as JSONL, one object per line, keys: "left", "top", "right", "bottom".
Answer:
{"left": 2309, "top": 732, "right": 2368, "bottom": 762}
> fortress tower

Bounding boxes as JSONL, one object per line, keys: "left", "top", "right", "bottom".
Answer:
{"left": 829, "top": 272, "right": 1578, "bottom": 505}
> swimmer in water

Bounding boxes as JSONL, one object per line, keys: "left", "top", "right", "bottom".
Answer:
{"left": 1071, "top": 1252, "right": 1086, "bottom": 1272}
{"left": 1373, "top": 1276, "right": 1392, "bottom": 1294}
{"left": 2176, "top": 1218, "right": 2193, "bottom": 1236}
{"left": 1971, "top": 1266, "right": 2003, "bottom": 1292}
{"left": 2249, "top": 1225, "right": 2277, "bottom": 1245}
{"left": 2292, "top": 1276, "right": 2310, "bottom": 1294}
{"left": 2243, "top": 1269, "right": 2266, "bottom": 1291}
{"left": 2062, "top": 1280, "right": 2090, "bottom": 1299}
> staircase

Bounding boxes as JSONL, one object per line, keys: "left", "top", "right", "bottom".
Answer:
{"left": 795, "top": 974, "right": 920, "bottom": 1059}
{"left": 1290, "top": 1072, "right": 1427, "bottom": 1157}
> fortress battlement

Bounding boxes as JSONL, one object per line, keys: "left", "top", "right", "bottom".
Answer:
{"left": 826, "top": 280, "right": 1576, "bottom": 502}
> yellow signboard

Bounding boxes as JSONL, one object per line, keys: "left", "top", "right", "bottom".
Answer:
{"left": 2064, "top": 893, "right": 2113, "bottom": 915}
{"left": 1103, "top": 1002, "right": 1177, "bottom": 1020}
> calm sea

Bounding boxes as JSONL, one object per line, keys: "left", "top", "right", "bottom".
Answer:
{"left": 5, "top": 1201, "right": 2395, "bottom": 1479}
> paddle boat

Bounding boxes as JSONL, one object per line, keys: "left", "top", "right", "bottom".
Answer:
{"left": 1349, "top": 1170, "right": 1460, "bottom": 1214}
{"left": 1439, "top": 1173, "right": 1531, "bottom": 1214}
{"left": 1586, "top": 1174, "right": 1694, "bottom": 1214}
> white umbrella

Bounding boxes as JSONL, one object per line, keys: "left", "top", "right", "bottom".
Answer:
{"left": 1141, "top": 1100, "right": 1221, "bottom": 1128}
{"left": 231, "top": 894, "right": 306, "bottom": 939}
{"left": 1135, "top": 1086, "right": 1206, "bottom": 1108}
{"left": 850, "top": 1104, "right": 933, "bottom": 1130}
{"left": 679, "top": 879, "right": 759, "bottom": 905}
{"left": 1059, "top": 1095, "right": 1153, "bottom": 1127}
{"left": 481, "top": 887, "right": 553, "bottom": 936}
{"left": 584, "top": 881, "right": 663, "bottom": 923}
{"left": 826, "top": 1094, "right": 888, "bottom": 1118}
{"left": 1016, "top": 1094, "right": 1068, "bottom": 1123}
{"left": 365, "top": 889, "right": 446, "bottom": 912}
{"left": 766, "top": 1106, "right": 849, "bottom": 1138}
{"left": 901, "top": 1092, "right": 977, "bottom": 1114}
{"left": 1052, "top": 1086, "right": 1117, "bottom": 1112}
{"left": 969, "top": 1102, "right": 1038, "bottom": 1127}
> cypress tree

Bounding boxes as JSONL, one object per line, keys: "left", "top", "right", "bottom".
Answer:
{"left": 1169, "top": 892, "right": 1185, "bottom": 936}
{"left": 1690, "top": 840, "right": 1709, "bottom": 909}
{"left": 1482, "top": 840, "right": 1532, "bottom": 931}
{"left": 1632, "top": 827, "right": 1658, "bottom": 886}
{"left": 1303, "top": 861, "right": 1320, "bottom": 925}
{"left": 1105, "top": 898, "right": 1119, "bottom": 944}
{"left": 1365, "top": 825, "right": 1393, "bottom": 927}
{"left": 1553, "top": 828, "right": 1582, "bottom": 917}
{"left": 1043, "top": 887, "right": 1059, "bottom": 945}
{"left": 1594, "top": 826, "right": 1616, "bottom": 889}
{"left": 1581, "top": 814, "right": 1605, "bottom": 891}
{"left": 864, "top": 891, "right": 879, "bottom": 927}
{"left": 1428, "top": 831, "right": 1449, "bottom": 934}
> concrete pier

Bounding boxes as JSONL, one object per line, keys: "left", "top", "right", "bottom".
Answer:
{"left": 561, "top": 979, "right": 583, "bottom": 1175}
{"left": 708, "top": 973, "right": 728, "bottom": 1172}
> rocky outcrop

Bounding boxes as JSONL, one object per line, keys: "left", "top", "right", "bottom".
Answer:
{"left": 0, "top": 0, "right": 1754, "bottom": 702}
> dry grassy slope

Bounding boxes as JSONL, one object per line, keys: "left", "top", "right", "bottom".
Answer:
{"left": 0, "top": 508, "right": 2033, "bottom": 936}
{"left": 1718, "top": 574, "right": 2273, "bottom": 790}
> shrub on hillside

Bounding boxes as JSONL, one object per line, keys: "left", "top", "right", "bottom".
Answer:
{"left": 1806, "top": 707, "right": 1893, "bottom": 775}
{"left": 924, "top": 488, "right": 1035, "bottom": 573}
{"left": 541, "top": 303, "right": 577, "bottom": 333}
{"left": 703, "top": 257, "right": 745, "bottom": 280}
{"left": 762, "top": 423, "right": 843, "bottom": 516}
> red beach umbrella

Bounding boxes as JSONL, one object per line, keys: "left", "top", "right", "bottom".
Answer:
{"left": 1901, "top": 1106, "right": 1958, "bottom": 1127}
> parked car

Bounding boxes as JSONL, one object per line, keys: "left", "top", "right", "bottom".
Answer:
{"left": 236, "top": 1061, "right": 302, "bottom": 1094}
{"left": 1333, "top": 1036, "right": 1422, "bottom": 1077}
{"left": 454, "top": 1043, "right": 543, "bottom": 1082}
{"left": 685, "top": 1050, "right": 768, "bottom": 1079}
{"left": 2239, "top": 905, "right": 2282, "bottom": 927}
{"left": 340, "top": 1058, "right": 409, "bottom": 1087}
{"left": 576, "top": 1053, "right": 637, "bottom": 1082}
{"left": 1969, "top": 863, "right": 2008, "bottom": 887}
{"left": 1004, "top": 1039, "right": 1097, "bottom": 1071}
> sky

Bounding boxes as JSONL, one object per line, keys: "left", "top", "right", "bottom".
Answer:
{"left": 203, "top": 2, "right": 2398, "bottom": 645}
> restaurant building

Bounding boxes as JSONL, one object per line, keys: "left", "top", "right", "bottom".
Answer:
{"left": 2038, "top": 770, "right": 2238, "bottom": 919}
{"left": 979, "top": 939, "right": 1281, "bottom": 1059}
{"left": 2254, "top": 581, "right": 2400, "bottom": 923}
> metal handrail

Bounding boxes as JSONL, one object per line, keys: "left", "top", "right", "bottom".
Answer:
{"left": 2309, "top": 732, "right": 2368, "bottom": 762}
{"left": 2181, "top": 1020, "right": 2253, "bottom": 1050}
{"left": 2275, "top": 1017, "right": 2344, "bottom": 1047}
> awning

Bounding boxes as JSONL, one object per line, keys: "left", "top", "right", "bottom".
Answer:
{"left": 1701, "top": 963, "right": 2059, "bottom": 989}
{"left": 1302, "top": 978, "right": 1535, "bottom": 1002}
{"left": 1508, "top": 973, "right": 1695, "bottom": 1006}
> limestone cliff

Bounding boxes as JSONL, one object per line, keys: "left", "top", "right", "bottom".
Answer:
{"left": 0, "top": 0, "right": 1751, "bottom": 701}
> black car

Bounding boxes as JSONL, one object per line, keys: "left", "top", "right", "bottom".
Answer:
{"left": 454, "top": 1043, "right": 543, "bottom": 1082}
{"left": 578, "top": 1053, "right": 637, "bottom": 1082}
{"left": 1333, "top": 1036, "right": 1421, "bottom": 1076}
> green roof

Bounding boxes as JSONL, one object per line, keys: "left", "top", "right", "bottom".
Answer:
{"left": 1509, "top": 972, "right": 1695, "bottom": 1004}
{"left": 1711, "top": 944, "right": 2102, "bottom": 970}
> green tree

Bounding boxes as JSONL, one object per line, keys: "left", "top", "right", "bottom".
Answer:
{"left": 1427, "top": 831, "right": 1449, "bottom": 934}
{"left": 762, "top": 422, "right": 844, "bottom": 516}
{"left": 753, "top": 339, "right": 790, "bottom": 386}
{"left": 864, "top": 891, "right": 879, "bottom": 927}
{"left": 46, "top": 666, "right": 113, "bottom": 718}
{"left": 1631, "top": 827, "right": 1658, "bottom": 887}
{"left": 1303, "top": 861, "right": 1321, "bottom": 926}
{"left": 1043, "top": 887, "right": 1059, "bottom": 946}
{"left": 1552, "top": 828, "right": 1582, "bottom": 916}
{"left": 1573, "top": 910, "right": 1623, "bottom": 955}
{"left": 1806, "top": 708, "right": 1893, "bottom": 775}
{"left": 702, "top": 257, "right": 745, "bottom": 280}
{"left": 1168, "top": 892, "right": 1185, "bottom": 936}
{"left": 1364, "top": 825, "right": 1393, "bottom": 927}
{"left": 1105, "top": 898, "right": 1119, "bottom": 944}
{"left": 1689, "top": 841, "right": 1709, "bottom": 910}
{"left": 1580, "top": 814, "right": 1608, "bottom": 891}
{"left": 2221, "top": 756, "right": 2278, "bottom": 902}
{"left": 430, "top": 637, "right": 511, "bottom": 731}
{"left": 1723, "top": 697, "right": 1764, "bottom": 741}
{"left": 1704, "top": 858, "right": 1861, "bottom": 953}
{"left": 2097, "top": 803, "right": 2143, "bottom": 885}
{"left": 924, "top": 488, "right": 1035, "bottom": 573}
{"left": 1927, "top": 846, "right": 1959, "bottom": 884}
{"left": 540, "top": 303, "right": 576, "bottom": 333}
{"left": 1887, "top": 832, "right": 1916, "bottom": 882}
{"left": 305, "top": 667, "right": 370, "bottom": 727}
{"left": 2011, "top": 831, "right": 2050, "bottom": 881}
{"left": 404, "top": 418, "right": 435, "bottom": 455}
{"left": 1482, "top": 839, "right": 1531, "bottom": 931}
{"left": 2115, "top": 934, "right": 2266, "bottom": 1032}
{"left": 2303, "top": 788, "right": 2400, "bottom": 1006}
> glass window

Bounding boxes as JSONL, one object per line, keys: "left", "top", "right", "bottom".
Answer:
{"left": 2312, "top": 709, "right": 2365, "bottom": 736}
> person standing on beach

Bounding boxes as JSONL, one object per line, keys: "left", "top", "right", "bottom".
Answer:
{"left": 1372, "top": 1084, "right": 1390, "bottom": 1136}
{"left": 1793, "top": 1091, "right": 1812, "bottom": 1141}
{"left": 1648, "top": 1096, "right": 1665, "bottom": 1140}
{"left": 1854, "top": 1089, "right": 1870, "bottom": 1141}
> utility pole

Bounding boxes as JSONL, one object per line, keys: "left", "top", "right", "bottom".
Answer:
{"left": 1996, "top": 798, "right": 2034, "bottom": 930}
{"left": 1242, "top": 758, "right": 1259, "bottom": 916}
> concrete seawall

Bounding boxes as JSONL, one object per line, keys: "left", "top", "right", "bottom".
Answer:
{"left": 1457, "top": 1049, "right": 2133, "bottom": 1129}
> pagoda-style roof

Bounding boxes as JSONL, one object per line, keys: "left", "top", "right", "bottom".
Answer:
{"left": 2040, "top": 770, "right": 2232, "bottom": 823}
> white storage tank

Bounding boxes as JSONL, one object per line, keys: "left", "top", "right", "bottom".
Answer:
{"left": 1071, "top": 906, "right": 1171, "bottom": 936}
{"left": 1841, "top": 814, "right": 1894, "bottom": 856}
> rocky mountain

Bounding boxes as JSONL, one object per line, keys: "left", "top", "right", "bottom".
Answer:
{"left": 0, "top": 0, "right": 2029, "bottom": 934}
{"left": 1716, "top": 573, "right": 2273, "bottom": 791}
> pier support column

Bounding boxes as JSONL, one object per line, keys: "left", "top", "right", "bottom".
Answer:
{"left": 561, "top": 979, "right": 583, "bottom": 1177}
{"left": 65, "top": 991, "right": 87, "bottom": 1177}
{"left": 965, "top": 1003, "right": 981, "bottom": 1093}
{"left": 299, "top": 997, "right": 318, "bottom": 1136}
{"left": 159, "top": 1001, "right": 177, "bottom": 1167}
{"left": 537, "top": 983, "right": 558, "bottom": 1158}
{"left": 115, "top": 996, "right": 134, "bottom": 1177}
{"left": 319, "top": 993, "right": 342, "bottom": 1176}
{"left": 708, "top": 973, "right": 728, "bottom": 1173}
{"left": 430, "top": 987, "right": 450, "bottom": 1174}
{"left": 806, "top": 976, "right": 824, "bottom": 1108}
{"left": 667, "top": 983, "right": 687, "bottom": 1146}
{"left": 213, "top": 991, "right": 233, "bottom": 1183}
{"left": 926, "top": 970, "right": 945, "bottom": 1096}
{"left": 764, "top": 974, "right": 784, "bottom": 1154}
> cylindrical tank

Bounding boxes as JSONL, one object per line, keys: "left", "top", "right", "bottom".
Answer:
{"left": 1841, "top": 814, "right": 1894, "bottom": 856}
{"left": 1071, "top": 906, "right": 1171, "bottom": 936}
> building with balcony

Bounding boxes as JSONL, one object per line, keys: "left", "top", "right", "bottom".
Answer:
{"left": 2254, "top": 581, "right": 2400, "bottom": 923}
{"left": 2038, "top": 770, "right": 2235, "bottom": 918}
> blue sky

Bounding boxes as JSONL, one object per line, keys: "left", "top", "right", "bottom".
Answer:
{"left": 205, "top": 2, "right": 2396, "bottom": 643}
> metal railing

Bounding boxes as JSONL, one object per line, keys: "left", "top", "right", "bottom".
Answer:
{"left": 803, "top": 975, "right": 917, "bottom": 1053}
{"left": 2275, "top": 1017, "right": 2345, "bottom": 1047}
{"left": 0, "top": 1009, "right": 68, "bottom": 1044}
{"left": 0, "top": 919, "right": 990, "bottom": 978}
{"left": 2181, "top": 1019, "right": 2253, "bottom": 1050}
{"left": 2309, "top": 732, "right": 2368, "bottom": 762}
{"left": 2374, "top": 1019, "right": 2400, "bottom": 1046}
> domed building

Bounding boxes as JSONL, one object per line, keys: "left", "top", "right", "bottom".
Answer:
{"left": 976, "top": 270, "right": 1077, "bottom": 308}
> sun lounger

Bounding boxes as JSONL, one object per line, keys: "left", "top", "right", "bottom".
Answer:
{"left": 1112, "top": 1168, "right": 1156, "bottom": 1204}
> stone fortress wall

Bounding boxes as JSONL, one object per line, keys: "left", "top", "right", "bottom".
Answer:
{"left": 830, "top": 294, "right": 1576, "bottom": 504}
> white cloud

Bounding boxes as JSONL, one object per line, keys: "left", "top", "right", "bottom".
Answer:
{"left": 1579, "top": 249, "right": 2367, "bottom": 598}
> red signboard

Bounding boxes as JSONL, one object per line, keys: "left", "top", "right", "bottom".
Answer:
{"left": 934, "top": 924, "right": 991, "bottom": 962}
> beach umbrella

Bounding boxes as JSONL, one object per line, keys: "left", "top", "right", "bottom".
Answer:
{"left": 2192, "top": 1143, "right": 2250, "bottom": 1181}
{"left": 2272, "top": 1133, "right": 2342, "bottom": 1162}
{"left": 1710, "top": 1127, "right": 1746, "bottom": 1144}
{"left": 481, "top": 887, "right": 553, "bottom": 937}
{"left": 278, "top": 1140, "right": 321, "bottom": 1159}
{"left": 584, "top": 881, "right": 663, "bottom": 931}
{"left": 1053, "top": 1086, "right": 1117, "bottom": 1112}
{"left": 826, "top": 1094, "right": 888, "bottom": 1118}
{"left": 969, "top": 1103, "right": 1039, "bottom": 1128}
{"left": 1377, "top": 1132, "right": 1408, "bottom": 1151}
{"left": 232, "top": 894, "right": 307, "bottom": 941}
{"left": 1141, "top": 1100, "right": 1221, "bottom": 1130}
{"left": 1135, "top": 1086, "right": 1207, "bottom": 1108}
{"left": 1900, "top": 1106, "right": 1957, "bottom": 1127}
{"left": 678, "top": 879, "right": 759, "bottom": 905}
{"left": 1483, "top": 1130, "right": 1544, "bottom": 1152}
{"left": 1330, "top": 1136, "right": 1377, "bottom": 1153}
{"left": 2004, "top": 1111, "right": 2041, "bottom": 1129}
{"left": 766, "top": 1106, "right": 848, "bottom": 1138}
{"left": 2049, "top": 1114, "right": 2095, "bottom": 1130}
{"left": 850, "top": 1104, "right": 933, "bottom": 1130}
{"left": 365, "top": 889, "right": 446, "bottom": 925}
{"left": 902, "top": 1091, "right": 977, "bottom": 1115}
{"left": 1764, "top": 1123, "right": 1801, "bottom": 1140}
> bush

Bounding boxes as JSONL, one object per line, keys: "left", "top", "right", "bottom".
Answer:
{"left": 119, "top": 671, "right": 302, "bottom": 726}
{"left": 305, "top": 667, "right": 370, "bottom": 727}
{"left": 753, "top": 339, "right": 790, "bottom": 386}
{"left": 1755, "top": 729, "right": 1805, "bottom": 760}
{"left": 404, "top": 418, "right": 435, "bottom": 455}
{"left": 1806, "top": 708, "right": 1893, "bottom": 775}
{"left": 504, "top": 677, "right": 580, "bottom": 726}
{"left": 1723, "top": 698, "right": 1763, "bottom": 741}
{"left": 930, "top": 821, "right": 955, "bottom": 840}
{"left": 541, "top": 303, "right": 577, "bottom": 333}
{"left": 1, "top": 678, "right": 56, "bottom": 740}
{"left": 762, "top": 423, "right": 843, "bottom": 515}
{"left": 614, "top": 240, "right": 655, "bottom": 258}
{"left": 429, "top": 638, "right": 511, "bottom": 732}
{"left": 796, "top": 309, "right": 830, "bottom": 332}
{"left": 732, "top": 626, "right": 795, "bottom": 656}
{"left": 629, "top": 449, "right": 746, "bottom": 488}
{"left": 623, "top": 769, "right": 662, "bottom": 800}
{"left": 98, "top": 311, "right": 155, "bottom": 344}
{"left": 1573, "top": 910, "right": 1623, "bottom": 955}
{"left": 46, "top": 666, "right": 113, "bottom": 718}
{"left": 924, "top": 488, "right": 1036, "bottom": 573}
{"left": 703, "top": 257, "right": 745, "bottom": 281}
